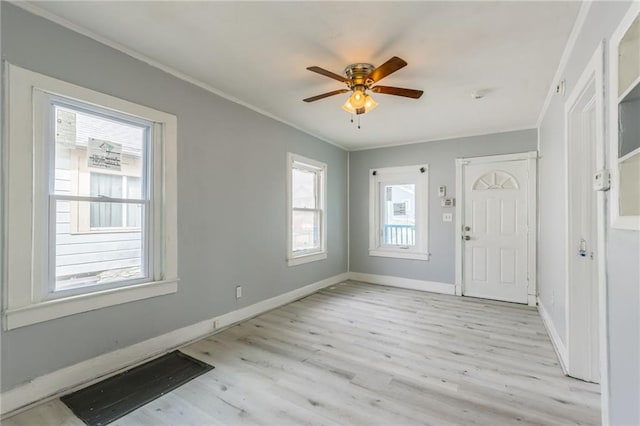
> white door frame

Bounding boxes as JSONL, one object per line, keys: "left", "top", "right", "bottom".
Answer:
{"left": 455, "top": 151, "right": 538, "bottom": 306}
{"left": 563, "top": 42, "right": 609, "bottom": 419}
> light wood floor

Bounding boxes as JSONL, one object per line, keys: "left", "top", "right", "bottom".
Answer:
{"left": 4, "top": 281, "right": 601, "bottom": 425}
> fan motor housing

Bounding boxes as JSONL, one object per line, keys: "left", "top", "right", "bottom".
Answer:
{"left": 344, "top": 63, "right": 375, "bottom": 88}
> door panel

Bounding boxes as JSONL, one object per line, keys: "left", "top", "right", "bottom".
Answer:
{"left": 567, "top": 80, "right": 600, "bottom": 383}
{"left": 463, "top": 160, "right": 529, "bottom": 303}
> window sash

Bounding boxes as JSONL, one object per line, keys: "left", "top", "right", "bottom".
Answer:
{"left": 46, "top": 96, "right": 153, "bottom": 297}
{"left": 379, "top": 183, "right": 417, "bottom": 248}
{"left": 48, "top": 194, "right": 151, "bottom": 297}
{"left": 291, "top": 207, "right": 323, "bottom": 254}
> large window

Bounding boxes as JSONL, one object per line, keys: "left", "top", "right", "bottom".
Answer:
{"left": 287, "top": 153, "right": 327, "bottom": 266}
{"left": 369, "top": 165, "right": 429, "bottom": 260}
{"left": 50, "top": 100, "right": 151, "bottom": 293}
{"left": 4, "top": 65, "right": 178, "bottom": 329}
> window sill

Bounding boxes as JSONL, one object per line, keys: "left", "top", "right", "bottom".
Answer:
{"left": 4, "top": 278, "right": 178, "bottom": 330}
{"left": 369, "top": 249, "right": 430, "bottom": 261}
{"left": 287, "top": 252, "right": 327, "bottom": 267}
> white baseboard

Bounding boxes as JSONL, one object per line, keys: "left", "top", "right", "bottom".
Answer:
{"left": 537, "top": 298, "right": 568, "bottom": 374}
{"left": 348, "top": 272, "right": 455, "bottom": 295}
{"left": 0, "top": 272, "right": 349, "bottom": 418}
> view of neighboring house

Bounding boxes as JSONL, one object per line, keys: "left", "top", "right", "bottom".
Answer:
{"left": 54, "top": 104, "right": 146, "bottom": 291}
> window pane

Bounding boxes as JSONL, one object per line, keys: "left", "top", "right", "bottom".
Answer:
{"left": 292, "top": 210, "right": 320, "bottom": 252}
{"left": 382, "top": 184, "right": 416, "bottom": 246}
{"left": 55, "top": 200, "right": 145, "bottom": 292}
{"left": 292, "top": 168, "right": 316, "bottom": 209}
{"left": 54, "top": 104, "right": 147, "bottom": 198}
{"left": 90, "top": 173, "right": 123, "bottom": 228}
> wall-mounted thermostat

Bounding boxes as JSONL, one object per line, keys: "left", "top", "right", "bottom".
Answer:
{"left": 441, "top": 198, "right": 455, "bottom": 208}
{"left": 438, "top": 186, "right": 446, "bottom": 197}
{"left": 593, "top": 169, "right": 610, "bottom": 191}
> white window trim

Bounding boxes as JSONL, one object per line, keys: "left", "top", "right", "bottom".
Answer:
{"left": 369, "top": 165, "right": 429, "bottom": 261}
{"left": 286, "top": 153, "right": 327, "bottom": 267}
{"left": 3, "top": 64, "right": 179, "bottom": 330}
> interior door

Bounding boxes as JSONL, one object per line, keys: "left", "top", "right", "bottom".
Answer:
{"left": 567, "top": 77, "right": 600, "bottom": 383}
{"left": 462, "top": 159, "right": 529, "bottom": 304}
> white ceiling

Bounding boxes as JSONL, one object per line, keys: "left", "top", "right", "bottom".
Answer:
{"left": 29, "top": 1, "right": 580, "bottom": 150}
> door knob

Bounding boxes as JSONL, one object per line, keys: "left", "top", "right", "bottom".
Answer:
{"left": 464, "top": 226, "right": 471, "bottom": 231}
{"left": 464, "top": 235, "right": 471, "bottom": 241}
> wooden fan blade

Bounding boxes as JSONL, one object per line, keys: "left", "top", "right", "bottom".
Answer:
{"left": 371, "top": 85, "right": 423, "bottom": 99}
{"left": 366, "top": 56, "right": 408, "bottom": 83}
{"left": 303, "top": 89, "right": 349, "bottom": 102}
{"left": 306, "top": 66, "right": 348, "bottom": 83}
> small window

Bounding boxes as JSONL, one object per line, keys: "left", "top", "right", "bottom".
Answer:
{"left": 369, "top": 165, "right": 429, "bottom": 260}
{"left": 4, "top": 65, "right": 178, "bottom": 330}
{"left": 287, "top": 153, "right": 327, "bottom": 266}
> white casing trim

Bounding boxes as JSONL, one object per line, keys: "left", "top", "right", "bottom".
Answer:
{"left": 0, "top": 272, "right": 350, "bottom": 419}
{"left": 538, "top": 299, "right": 569, "bottom": 375}
{"left": 348, "top": 272, "right": 454, "bottom": 295}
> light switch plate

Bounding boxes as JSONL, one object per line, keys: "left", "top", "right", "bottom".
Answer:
{"left": 438, "top": 186, "right": 446, "bottom": 197}
{"left": 443, "top": 213, "right": 453, "bottom": 222}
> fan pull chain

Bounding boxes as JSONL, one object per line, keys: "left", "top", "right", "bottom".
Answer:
{"left": 350, "top": 115, "right": 354, "bottom": 124}
{"left": 358, "top": 115, "right": 361, "bottom": 129}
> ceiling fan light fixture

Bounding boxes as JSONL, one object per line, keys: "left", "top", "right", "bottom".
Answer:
{"left": 342, "top": 92, "right": 378, "bottom": 115}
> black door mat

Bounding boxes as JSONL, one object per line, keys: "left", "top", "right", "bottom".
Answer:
{"left": 61, "top": 350, "right": 214, "bottom": 426}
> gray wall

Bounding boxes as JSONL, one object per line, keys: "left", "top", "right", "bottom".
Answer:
{"left": 537, "top": 1, "right": 639, "bottom": 424}
{"left": 0, "top": 3, "right": 348, "bottom": 392}
{"left": 349, "top": 130, "right": 537, "bottom": 285}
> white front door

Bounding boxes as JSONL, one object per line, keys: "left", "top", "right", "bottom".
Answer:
{"left": 462, "top": 159, "right": 530, "bottom": 304}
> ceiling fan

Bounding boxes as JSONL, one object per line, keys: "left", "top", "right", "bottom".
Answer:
{"left": 303, "top": 56, "right": 423, "bottom": 115}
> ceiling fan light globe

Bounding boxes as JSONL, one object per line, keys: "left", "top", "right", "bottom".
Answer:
{"left": 342, "top": 99, "right": 357, "bottom": 114}
{"left": 364, "top": 94, "right": 378, "bottom": 112}
{"left": 349, "top": 89, "right": 367, "bottom": 109}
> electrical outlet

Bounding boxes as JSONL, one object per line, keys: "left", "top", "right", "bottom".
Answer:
{"left": 212, "top": 320, "right": 219, "bottom": 330}
{"left": 236, "top": 286, "right": 242, "bottom": 299}
{"left": 443, "top": 213, "right": 453, "bottom": 222}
